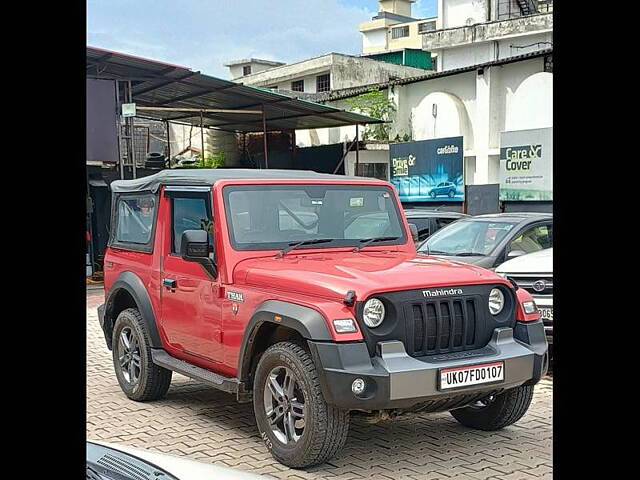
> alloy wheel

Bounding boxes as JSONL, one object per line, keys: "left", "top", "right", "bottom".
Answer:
{"left": 263, "top": 366, "right": 306, "bottom": 444}
{"left": 117, "top": 327, "right": 141, "bottom": 385}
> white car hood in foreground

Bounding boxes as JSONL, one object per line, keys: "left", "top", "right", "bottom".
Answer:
{"left": 496, "top": 248, "right": 553, "bottom": 274}
{"left": 91, "top": 440, "right": 270, "bottom": 480}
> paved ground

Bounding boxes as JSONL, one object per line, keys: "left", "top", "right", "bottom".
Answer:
{"left": 87, "top": 288, "right": 552, "bottom": 479}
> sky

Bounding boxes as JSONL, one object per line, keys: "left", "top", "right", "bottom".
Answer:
{"left": 87, "top": 0, "right": 437, "bottom": 79}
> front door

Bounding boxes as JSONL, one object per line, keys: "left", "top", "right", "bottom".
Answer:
{"left": 160, "top": 187, "right": 223, "bottom": 363}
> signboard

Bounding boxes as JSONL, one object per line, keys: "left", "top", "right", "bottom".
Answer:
{"left": 389, "top": 136, "right": 464, "bottom": 202}
{"left": 499, "top": 128, "right": 552, "bottom": 201}
{"left": 86, "top": 78, "right": 119, "bottom": 164}
{"left": 122, "top": 103, "right": 136, "bottom": 117}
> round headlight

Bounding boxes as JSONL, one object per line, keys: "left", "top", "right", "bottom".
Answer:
{"left": 489, "top": 288, "right": 505, "bottom": 315}
{"left": 363, "top": 298, "right": 385, "bottom": 328}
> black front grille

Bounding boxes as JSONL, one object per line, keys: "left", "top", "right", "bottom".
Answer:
{"left": 355, "top": 284, "right": 516, "bottom": 358}
{"left": 407, "top": 298, "right": 480, "bottom": 356}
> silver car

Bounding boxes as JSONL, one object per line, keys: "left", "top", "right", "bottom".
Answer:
{"left": 417, "top": 212, "right": 552, "bottom": 270}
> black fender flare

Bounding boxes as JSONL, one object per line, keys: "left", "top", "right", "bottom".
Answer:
{"left": 103, "top": 271, "right": 163, "bottom": 350}
{"left": 237, "top": 300, "right": 332, "bottom": 386}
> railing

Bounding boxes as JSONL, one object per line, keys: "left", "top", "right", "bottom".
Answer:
{"left": 497, "top": 0, "right": 553, "bottom": 21}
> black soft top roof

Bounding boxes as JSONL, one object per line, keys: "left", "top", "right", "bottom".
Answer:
{"left": 110, "top": 169, "right": 382, "bottom": 193}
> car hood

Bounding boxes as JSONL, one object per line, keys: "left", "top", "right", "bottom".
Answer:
{"left": 91, "top": 441, "right": 269, "bottom": 480}
{"left": 496, "top": 248, "right": 553, "bottom": 274}
{"left": 234, "top": 250, "right": 505, "bottom": 300}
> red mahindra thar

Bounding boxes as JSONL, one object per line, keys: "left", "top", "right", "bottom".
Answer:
{"left": 98, "top": 169, "right": 548, "bottom": 468}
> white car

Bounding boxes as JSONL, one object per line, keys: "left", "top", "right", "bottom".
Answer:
{"left": 87, "top": 440, "right": 271, "bottom": 480}
{"left": 495, "top": 248, "right": 553, "bottom": 346}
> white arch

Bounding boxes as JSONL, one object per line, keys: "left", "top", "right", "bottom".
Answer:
{"left": 411, "top": 92, "right": 474, "bottom": 148}
{"left": 506, "top": 72, "right": 553, "bottom": 131}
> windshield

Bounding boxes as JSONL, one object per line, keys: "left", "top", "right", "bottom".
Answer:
{"left": 418, "top": 219, "right": 519, "bottom": 256}
{"left": 223, "top": 184, "right": 406, "bottom": 250}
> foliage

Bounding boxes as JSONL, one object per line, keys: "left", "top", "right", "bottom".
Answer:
{"left": 345, "top": 88, "right": 396, "bottom": 141}
{"left": 177, "top": 151, "right": 225, "bottom": 169}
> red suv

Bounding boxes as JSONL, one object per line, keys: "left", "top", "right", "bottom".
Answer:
{"left": 98, "top": 169, "right": 548, "bottom": 468}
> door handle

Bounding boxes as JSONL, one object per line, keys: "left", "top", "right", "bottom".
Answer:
{"left": 162, "top": 278, "right": 177, "bottom": 289}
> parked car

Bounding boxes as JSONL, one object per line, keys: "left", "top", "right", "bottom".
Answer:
{"left": 428, "top": 181, "right": 457, "bottom": 198}
{"left": 417, "top": 212, "right": 552, "bottom": 270}
{"left": 87, "top": 440, "right": 268, "bottom": 479}
{"left": 98, "top": 169, "right": 548, "bottom": 468}
{"left": 496, "top": 248, "right": 553, "bottom": 349}
{"left": 403, "top": 207, "right": 469, "bottom": 244}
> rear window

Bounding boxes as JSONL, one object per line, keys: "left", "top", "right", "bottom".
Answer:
{"left": 112, "top": 194, "right": 157, "bottom": 251}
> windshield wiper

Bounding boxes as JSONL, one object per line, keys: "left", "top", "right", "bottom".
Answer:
{"left": 454, "top": 252, "right": 486, "bottom": 257}
{"left": 276, "top": 238, "right": 334, "bottom": 258}
{"left": 353, "top": 236, "right": 400, "bottom": 253}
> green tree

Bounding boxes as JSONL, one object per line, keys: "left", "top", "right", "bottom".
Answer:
{"left": 345, "top": 88, "right": 396, "bottom": 141}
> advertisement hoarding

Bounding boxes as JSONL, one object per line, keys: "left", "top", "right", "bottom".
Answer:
{"left": 389, "top": 136, "right": 464, "bottom": 202}
{"left": 499, "top": 128, "right": 552, "bottom": 201}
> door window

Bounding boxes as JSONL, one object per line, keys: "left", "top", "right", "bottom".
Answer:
{"left": 171, "top": 196, "right": 213, "bottom": 254}
{"left": 508, "top": 223, "right": 553, "bottom": 255}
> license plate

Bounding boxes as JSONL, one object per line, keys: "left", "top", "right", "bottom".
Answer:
{"left": 439, "top": 362, "right": 504, "bottom": 390}
{"left": 539, "top": 307, "right": 553, "bottom": 321}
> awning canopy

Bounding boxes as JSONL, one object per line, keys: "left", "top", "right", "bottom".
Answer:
{"left": 87, "top": 46, "right": 382, "bottom": 133}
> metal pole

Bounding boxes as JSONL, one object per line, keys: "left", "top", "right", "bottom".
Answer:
{"left": 262, "top": 104, "right": 269, "bottom": 169}
{"left": 355, "top": 124, "right": 360, "bottom": 176}
{"left": 200, "top": 111, "right": 205, "bottom": 167}
{"left": 128, "top": 81, "right": 137, "bottom": 179}
{"left": 165, "top": 120, "right": 171, "bottom": 167}
{"left": 291, "top": 130, "right": 296, "bottom": 169}
{"left": 115, "top": 80, "right": 124, "bottom": 180}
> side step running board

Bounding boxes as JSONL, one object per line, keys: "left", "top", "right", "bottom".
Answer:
{"left": 151, "top": 349, "right": 239, "bottom": 394}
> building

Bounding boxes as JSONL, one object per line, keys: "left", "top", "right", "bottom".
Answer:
{"left": 294, "top": 48, "right": 553, "bottom": 212}
{"left": 225, "top": 58, "right": 286, "bottom": 80}
{"left": 226, "top": 53, "right": 432, "bottom": 94}
{"left": 360, "top": 0, "right": 437, "bottom": 57}
{"left": 360, "top": 0, "right": 552, "bottom": 72}
{"left": 426, "top": 0, "right": 553, "bottom": 71}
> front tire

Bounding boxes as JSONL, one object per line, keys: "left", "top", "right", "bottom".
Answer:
{"left": 450, "top": 385, "right": 534, "bottom": 431}
{"left": 448, "top": 190, "right": 455, "bottom": 198}
{"left": 112, "top": 308, "right": 172, "bottom": 402}
{"left": 253, "top": 341, "right": 350, "bottom": 468}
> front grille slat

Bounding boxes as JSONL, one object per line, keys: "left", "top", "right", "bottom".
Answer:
{"left": 408, "top": 296, "right": 484, "bottom": 357}
{"left": 447, "top": 300, "right": 456, "bottom": 349}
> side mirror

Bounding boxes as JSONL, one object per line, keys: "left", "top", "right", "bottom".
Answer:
{"left": 408, "top": 223, "right": 419, "bottom": 243}
{"left": 180, "top": 230, "right": 217, "bottom": 277}
{"left": 507, "top": 249, "right": 526, "bottom": 259}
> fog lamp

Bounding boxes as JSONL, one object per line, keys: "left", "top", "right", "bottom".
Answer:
{"left": 352, "top": 378, "right": 366, "bottom": 395}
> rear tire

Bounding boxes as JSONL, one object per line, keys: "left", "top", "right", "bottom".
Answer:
{"left": 112, "top": 308, "right": 172, "bottom": 402}
{"left": 450, "top": 385, "right": 534, "bottom": 431}
{"left": 253, "top": 341, "right": 350, "bottom": 468}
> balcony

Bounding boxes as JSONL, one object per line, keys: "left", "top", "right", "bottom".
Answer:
{"left": 421, "top": 12, "right": 552, "bottom": 51}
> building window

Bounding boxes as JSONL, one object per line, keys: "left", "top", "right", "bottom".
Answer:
{"left": 391, "top": 25, "right": 410, "bottom": 39}
{"left": 316, "top": 74, "right": 330, "bottom": 93}
{"left": 431, "top": 55, "right": 437, "bottom": 71}
{"left": 356, "top": 163, "right": 388, "bottom": 181}
{"left": 418, "top": 21, "right": 436, "bottom": 33}
{"left": 291, "top": 80, "right": 304, "bottom": 92}
{"left": 544, "top": 54, "right": 553, "bottom": 73}
{"left": 243, "top": 65, "right": 252, "bottom": 76}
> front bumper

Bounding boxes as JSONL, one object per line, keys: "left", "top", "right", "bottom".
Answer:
{"left": 308, "top": 320, "right": 548, "bottom": 411}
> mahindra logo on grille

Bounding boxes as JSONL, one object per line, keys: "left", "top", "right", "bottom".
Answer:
{"left": 422, "top": 288, "right": 464, "bottom": 298}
